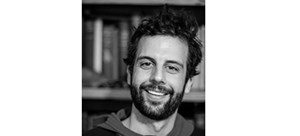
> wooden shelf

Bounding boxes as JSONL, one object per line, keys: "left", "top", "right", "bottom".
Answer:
{"left": 83, "top": 0, "right": 205, "bottom": 6}
{"left": 83, "top": 87, "right": 205, "bottom": 102}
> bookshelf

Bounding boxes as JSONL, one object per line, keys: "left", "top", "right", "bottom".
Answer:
{"left": 82, "top": 4, "right": 205, "bottom": 89}
{"left": 83, "top": 0, "right": 205, "bottom": 6}
{"left": 82, "top": 1, "right": 205, "bottom": 133}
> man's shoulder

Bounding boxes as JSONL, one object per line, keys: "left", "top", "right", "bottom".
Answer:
{"left": 83, "top": 127, "right": 117, "bottom": 136}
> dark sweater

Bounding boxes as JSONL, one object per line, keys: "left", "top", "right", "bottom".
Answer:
{"left": 83, "top": 107, "right": 204, "bottom": 136}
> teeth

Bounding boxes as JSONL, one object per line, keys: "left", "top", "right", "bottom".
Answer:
{"left": 148, "top": 90, "right": 165, "bottom": 96}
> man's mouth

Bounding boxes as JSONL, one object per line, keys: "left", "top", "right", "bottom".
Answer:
{"left": 140, "top": 84, "right": 173, "bottom": 99}
{"left": 146, "top": 89, "right": 167, "bottom": 96}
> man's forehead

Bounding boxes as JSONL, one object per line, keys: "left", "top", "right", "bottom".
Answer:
{"left": 136, "top": 35, "right": 188, "bottom": 64}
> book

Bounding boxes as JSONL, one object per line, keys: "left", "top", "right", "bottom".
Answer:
{"left": 192, "top": 25, "right": 205, "bottom": 91}
{"left": 131, "top": 13, "right": 142, "bottom": 29}
{"left": 93, "top": 18, "right": 103, "bottom": 74}
{"left": 119, "top": 20, "right": 130, "bottom": 81}
{"left": 102, "top": 22, "right": 120, "bottom": 81}
{"left": 102, "top": 24, "right": 114, "bottom": 80}
{"left": 111, "top": 24, "right": 119, "bottom": 81}
{"left": 199, "top": 25, "right": 205, "bottom": 91}
{"left": 82, "top": 112, "right": 88, "bottom": 132}
{"left": 87, "top": 114, "right": 98, "bottom": 130}
{"left": 83, "top": 19, "right": 94, "bottom": 70}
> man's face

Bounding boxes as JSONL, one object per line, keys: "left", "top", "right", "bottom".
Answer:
{"left": 128, "top": 35, "right": 192, "bottom": 121}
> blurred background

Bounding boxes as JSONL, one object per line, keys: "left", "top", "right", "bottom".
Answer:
{"left": 82, "top": 0, "right": 205, "bottom": 134}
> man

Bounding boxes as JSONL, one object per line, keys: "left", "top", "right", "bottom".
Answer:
{"left": 84, "top": 6, "right": 203, "bottom": 136}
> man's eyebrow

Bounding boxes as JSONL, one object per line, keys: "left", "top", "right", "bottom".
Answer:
{"left": 136, "top": 56, "right": 156, "bottom": 63}
{"left": 166, "top": 60, "right": 184, "bottom": 68}
{"left": 136, "top": 56, "right": 184, "bottom": 68}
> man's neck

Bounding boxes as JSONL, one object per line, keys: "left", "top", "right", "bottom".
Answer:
{"left": 122, "top": 105, "right": 178, "bottom": 136}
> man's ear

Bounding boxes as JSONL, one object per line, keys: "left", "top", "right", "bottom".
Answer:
{"left": 126, "top": 67, "right": 131, "bottom": 85}
{"left": 184, "top": 78, "right": 193, "bottom": 94}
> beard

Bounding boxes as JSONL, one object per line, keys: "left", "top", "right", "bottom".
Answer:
{"left": 129, "top": 81, "right": 185, "bottom": 121}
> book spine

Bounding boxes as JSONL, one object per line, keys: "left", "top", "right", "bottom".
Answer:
{"left": 82, "top": 112, "right": 88, "bottom": 133}
{"left": 192, "top": 26, "right": 205, "bottom": 91}
{"left": 119, "top": 20, "right": 129, "bottom": 81}
{"left": 102, "top": 24, "right": 114, "bottom": 79}
{"left": 83, "top": 19, "right": 94, "bottom": 70}
{"left": 111, "top": 25, "right": 119, "bottom": 81}
{"left": 199, "top": 25, "right": 205, "bottom": 91}
{"left": 93, "top": 18, "right": 103, "bottom": 74}
{"left": 131, "top": 13, "right": 142, "bottom": 29}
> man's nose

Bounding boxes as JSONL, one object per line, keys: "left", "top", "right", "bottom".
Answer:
{"left": 150, "top": 67, "right": 166, "bottom": 84}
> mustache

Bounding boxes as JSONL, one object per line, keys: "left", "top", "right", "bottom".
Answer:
{"left": 140, "top": 83, "right": 174, "bottom": 95}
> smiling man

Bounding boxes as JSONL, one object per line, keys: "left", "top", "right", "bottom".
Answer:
{"left": 84, "top": 6, "right": 203, "bottom": 136}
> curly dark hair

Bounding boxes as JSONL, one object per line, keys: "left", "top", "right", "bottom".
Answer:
{"left": 124, "top": 6, "right": 203, "bottom": 81}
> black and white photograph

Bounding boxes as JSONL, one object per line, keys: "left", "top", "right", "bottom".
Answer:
{"left": 82, "top": 0, "right": 205, "bottom": 135}
{"left": 2, "top": 0, "right": 300, "bottom": 136}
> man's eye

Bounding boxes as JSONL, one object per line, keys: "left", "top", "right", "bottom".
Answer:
{"left": 140, "top": 62, "right": 153, "bottom": 70}
{"left": 166, "top": 66, "right": 179, "bottom": 74}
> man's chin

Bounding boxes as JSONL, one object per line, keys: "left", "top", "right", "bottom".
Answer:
{"left": 145, "top": 101, "right": 165, "bottom": 112}
{"left": 140, "top": 98, "right": 173, "bottom": 120}
{"left": 130, "top": 85, "right": 183, "bottom": 121}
